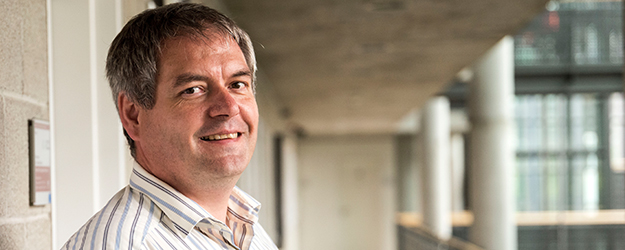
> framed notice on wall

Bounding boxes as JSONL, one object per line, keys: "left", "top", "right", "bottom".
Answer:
{"left": 29, "top": 119, "right": 51, "bottom": 206}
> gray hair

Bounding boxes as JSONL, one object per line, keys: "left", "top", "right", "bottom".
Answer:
{"left": 106, "top": 3, "right": 256, "bottom": 157}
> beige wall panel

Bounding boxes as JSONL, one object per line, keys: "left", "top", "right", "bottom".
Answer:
{"left": 22, "top": 0, "right": 48, "bottom": 101}
{"left": 24, "top": 218, "right": 52, "bottom": 249}
{"left": 0, "top": 0, "right": 51, "bottom": 249}
{"left": 1, "top": 98, "right": 49, "bottom": 217}
{"left": 0, "top": 0, "right": 24, "bottom": 93}
{"left": 0, "top": 223, "right": 26, "bottom": 250}
{"left": 299, "top": 135, "right": 396, "bottom": 250}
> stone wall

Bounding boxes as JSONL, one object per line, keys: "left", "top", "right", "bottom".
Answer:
{"left": 0, "top": 0, "right": 51, "bottom": 249}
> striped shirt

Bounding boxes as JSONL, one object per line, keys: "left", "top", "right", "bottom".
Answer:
{"left": 61, "top": 163, "right": 278, "bottom": 250}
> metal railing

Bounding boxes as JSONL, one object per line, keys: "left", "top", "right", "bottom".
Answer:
{"left": 398, "top": 225, "right": 483, "bottom": 250}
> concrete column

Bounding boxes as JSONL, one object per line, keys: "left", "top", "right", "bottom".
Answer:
{"left": 451, "top": 133, "right": 465, "bottom": 212}
{"left": 468, "top": 36, "right": 517, "bottom": 250}
{"left": 281, "top": 135, "right": 299, "bottom": 250}
{"left": 420, "top": 96, "right": 452, "bottom": 239}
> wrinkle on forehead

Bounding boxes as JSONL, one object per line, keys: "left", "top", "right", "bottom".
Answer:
{"left": 159, "top": 34, "right": 236, "bottom": 67}
{"left": 163, "top": 28, "right": 234, "bottom": 52}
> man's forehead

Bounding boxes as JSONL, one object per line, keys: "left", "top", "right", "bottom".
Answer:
{"left": 162, "top": 27, "right": 234, "bottom": 48}
{"left": 159, "top": 32, "right": 239, "bottom": 59}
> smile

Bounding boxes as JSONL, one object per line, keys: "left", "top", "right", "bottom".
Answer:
{"left": 200, "top": 133, "right": 240, "bottom": 141}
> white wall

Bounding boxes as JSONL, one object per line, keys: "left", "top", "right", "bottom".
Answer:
{"left": 396, "top": 134, "right": 421, "bottom": 213}
{"left": 50, "top": 0, "right": 127, "bottom": 247}
{"left": 298, "top": 135, "right": 396, "bottom": 250}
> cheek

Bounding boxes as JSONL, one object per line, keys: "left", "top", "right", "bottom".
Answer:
{"left": 166, "top": 105, "right": 205, "bottom": 127}
{"left": 243, "top": 100, "right": 259, "bottom": 128}
{"left": 247, "top": 105, "right": 259, "bottom": 152}
{"left": 143, "top": 108, "right": 197, "bottom": 138}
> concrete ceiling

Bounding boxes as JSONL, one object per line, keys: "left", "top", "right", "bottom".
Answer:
{"left": 221, "top": 0, "right": 549, "bottom": 135}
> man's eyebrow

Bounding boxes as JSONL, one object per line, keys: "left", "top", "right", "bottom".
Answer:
{"left": 173, "top": 74, "right": 209, "bottom": 88}
{"left": 232, "top": 70, "right": 252, "bottom": 78}
{"left": 173, "top": 70, "right": 251, "bottom": 88}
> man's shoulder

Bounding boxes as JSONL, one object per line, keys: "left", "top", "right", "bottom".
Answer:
{"left": 61, "top": 186, "right": 161, "bottom": 250}
{"left": 249, "top": 222, "right": 280, "bottom": 250}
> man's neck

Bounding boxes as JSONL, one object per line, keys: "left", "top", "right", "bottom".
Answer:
{"left": 184, "top": 184, "right": 234, "bottom": 223}
{"left": 135, "top": 156, "right": 237, "bottom": 224}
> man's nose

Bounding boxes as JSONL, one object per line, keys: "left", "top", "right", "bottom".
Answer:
{"left": 207, "top": 87, "right": 240, "bottom": 118}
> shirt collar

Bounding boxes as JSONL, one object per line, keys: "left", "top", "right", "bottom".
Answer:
{"left": 129, "top": 162, "right": 262, "bottom": 238}
{"left": 228, "top": 186, "right": 261, "bottom": 224}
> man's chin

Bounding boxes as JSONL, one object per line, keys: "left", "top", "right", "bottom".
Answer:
{"left": 200, "top": 158, "right": 248, "bottom": 177}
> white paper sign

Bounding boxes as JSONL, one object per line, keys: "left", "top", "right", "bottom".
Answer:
{"left": 30, "top": 119, "right": 51, "bottom": 206}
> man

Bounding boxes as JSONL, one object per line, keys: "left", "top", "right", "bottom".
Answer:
{"left": 62, "top": 3, "right": 278, "bottom": 250}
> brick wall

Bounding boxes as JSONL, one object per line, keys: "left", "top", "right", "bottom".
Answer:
{"left": 0, "top": 0, "right": 51, "bottom": 249}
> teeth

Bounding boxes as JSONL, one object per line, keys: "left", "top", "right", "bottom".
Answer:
{"left": 203, "top": 133, "right": 239, "bottom": 141}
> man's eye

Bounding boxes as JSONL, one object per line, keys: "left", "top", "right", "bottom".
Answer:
{"left": 182, "top": 86, "right": 202, "bottom": 95}
{"left": 231, "top": 82, "right": 247, "bottom": 89}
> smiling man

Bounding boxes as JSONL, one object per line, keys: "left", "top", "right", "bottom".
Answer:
{"left": 62, "top": 3, "right": 278, "bottom": 250}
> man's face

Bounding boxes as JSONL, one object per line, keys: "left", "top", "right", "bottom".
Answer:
{"left": 135, "top": 34, "right": 258, "bottom": 187}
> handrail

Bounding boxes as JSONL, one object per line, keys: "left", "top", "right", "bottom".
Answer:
{"left": 397, "top": 209, "right": 625, "bottom": 227}
{"left": 398, "top": 224, "right": 484, "bottom": 250}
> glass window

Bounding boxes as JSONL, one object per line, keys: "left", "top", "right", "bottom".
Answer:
{"left": 515, "top": 1, "right": 622, "bottom": 68}
{"left": 610, "top": 93, "right": 624, "bottom": 173}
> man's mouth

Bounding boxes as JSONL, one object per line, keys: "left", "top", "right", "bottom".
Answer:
{"left": 200, "top": 133, "right": 240, "bottom": 141}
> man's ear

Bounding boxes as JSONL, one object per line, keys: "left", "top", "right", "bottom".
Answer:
{"left": 118, "top": 93, "right": 141, "bottom": 142}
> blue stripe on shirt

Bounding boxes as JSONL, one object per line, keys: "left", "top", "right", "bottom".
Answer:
{"left": 102, "top": 196, "right": 123, "bottom": 250}
{"left": 128, "top": 193, "right": 144, "bottom": 250}
{"left": 91, "top": 198, "right": 113, "bottom": 250}
{"left": 142, "top": 202, "right": 155, "bottom": 244}
{"left": 133, "top": 169, "right": 205, "bottom": 218}
{"left": 130, "top": 179, "right": 196, "bottom": 229}
{"left": 115, "top": 191, "right": 134, "bottom": 250}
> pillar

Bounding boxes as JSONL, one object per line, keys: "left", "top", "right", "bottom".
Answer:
{"left": 468, "top": 36, "right": 517, "bottom": 250}
{"left": 451, "top": 133, "right": 466, "bottom": 212}
{"left": 281, "top": 134, "right": 299, "bottom": 250}
{"left": 420, "top": 96, "right": 452, "bottom": 239}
